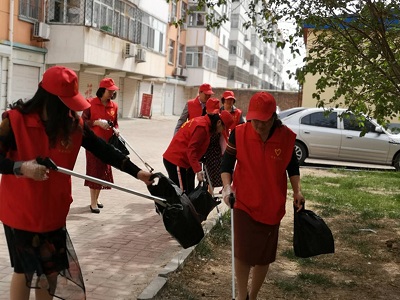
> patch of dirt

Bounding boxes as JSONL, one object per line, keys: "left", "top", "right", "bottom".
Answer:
{"left": 155, "top": 168, "right": 400, "bottom": 300}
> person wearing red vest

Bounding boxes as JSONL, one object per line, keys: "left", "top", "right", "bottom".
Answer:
{"left": 221, "top": 92, "right": 305, "bottom": 300}
{"left": 174, "top": 83, "right": 214, "bottom": 134}
{"left": 220, "top": 90, "right": 245, "bottom": 131}
{"left": 82, "top": 78, "right": 120, "bottom": 214}
{"left": 0, "top": 66, "right": 153, "bottom": 300}
{"left": 164, "top": 98, "right": 233, "bottom": 193}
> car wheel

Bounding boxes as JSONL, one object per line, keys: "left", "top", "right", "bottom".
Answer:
{"left": 394, "top": 153, "right": 400, "bottom": 171}
{"left": 295, "top": 141, "right": 307, "bottom": 165}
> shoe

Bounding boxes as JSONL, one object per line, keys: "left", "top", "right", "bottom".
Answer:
{"left": 246, "top": 293, "right": 249, "bottom": 300}
{"left": 89, "top": 205, "right": 100, "bottom": 214}
{"left": 97, "top": 202, "right": 104, "bottom": 208}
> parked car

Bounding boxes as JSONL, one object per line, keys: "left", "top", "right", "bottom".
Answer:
{"left": 280, "top": 107, "right": 400, "bottom": 170}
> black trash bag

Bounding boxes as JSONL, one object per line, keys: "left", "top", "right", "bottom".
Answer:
{"left": 293, "top": 204, "right": 335, "bottom": 258}
{"left": 188, "top": 181, "right": 220, "bottom": 222}
{"left": 108, "top": 134, "right": 130, "bottom": 156}
{"left": 147, "top": 173, "right": 204, "bottom": 249}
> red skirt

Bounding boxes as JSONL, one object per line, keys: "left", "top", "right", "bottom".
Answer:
{"left": 234, "top": 208, "right": 280, "bottom": 266}
{"left": 84, "top": 150, "right": 113, "bottom": 189}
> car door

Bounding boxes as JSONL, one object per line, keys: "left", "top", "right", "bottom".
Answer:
{"left": 339, "top": 114, "right": 390, "bottom": 164}
{"left": 298, "top": 111, "right": 341, "bottom": 159}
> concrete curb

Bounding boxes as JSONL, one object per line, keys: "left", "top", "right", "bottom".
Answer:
{"left": 137, "top": 203, "right": 229, "bottom": 300}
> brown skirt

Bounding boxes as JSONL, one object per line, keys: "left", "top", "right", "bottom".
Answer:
{"left": 234, "top": 208, "right": 280, "bottom": 266}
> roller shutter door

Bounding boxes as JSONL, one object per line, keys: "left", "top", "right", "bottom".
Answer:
{"left": 11, "top": 65, "right": 40, "bottom": 103}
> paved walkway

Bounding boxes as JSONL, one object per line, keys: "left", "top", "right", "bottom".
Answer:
{"left": 0, "top": 116, "right": 224, "bottom": 300}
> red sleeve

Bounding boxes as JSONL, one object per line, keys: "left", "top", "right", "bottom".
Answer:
{"left": 187, "top": 126, "right": 207, "bottom": 173}
{"left": 113, "top": 101, "right": 119, "bottom": 129}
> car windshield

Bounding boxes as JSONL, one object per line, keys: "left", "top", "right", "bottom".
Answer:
{"left": 278, "top": 107, "right": 306, "bottom": 119}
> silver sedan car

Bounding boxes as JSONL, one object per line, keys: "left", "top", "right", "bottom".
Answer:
{"left": 280, "top": 108, "right": 400, "bottom": 170}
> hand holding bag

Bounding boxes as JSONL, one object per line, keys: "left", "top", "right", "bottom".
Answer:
{"left": 293, "top": 203, "right": 335, "bottom": 258}
{"left": 108, "top": 134, "right": 130, "bottom": 156}
{"left": 188, "top": 181, "right": 220, "bottom": 222}
{"left": 147, "top": 173, "right": 204, "bottom": 249}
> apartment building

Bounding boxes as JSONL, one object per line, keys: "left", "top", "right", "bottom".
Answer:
{"left": 0, "top": 0, "right": 285, "bottom": 118}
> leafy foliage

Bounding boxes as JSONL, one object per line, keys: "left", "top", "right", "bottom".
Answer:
{"left": 167, "top": 0, "right": 400, "bottom": 123}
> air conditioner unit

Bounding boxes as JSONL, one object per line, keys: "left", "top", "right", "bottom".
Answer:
{"left": 180, "top": 23, "right": 188, "bottom": 30}
{"left": 169, "top": 15, "right": 177, "bottom": 23}
{"left": 174, "top": 67, "right": 182, "bottom": 76}
{"left": 123, "top": 43, "right": 136, "bottom": 58}
{"left": 135, "top": 48, "right": 147, "bottom": 63}
{"left": 33, "top": 22, "right": 50, "bottom": 40}
{"left": 180, "top": 68, "right": 188, "bottom": 77}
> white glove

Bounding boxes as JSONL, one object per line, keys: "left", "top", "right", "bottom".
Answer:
{"left": 196, "top": 171, "right": 204, "bottom": 182}
{"left": 94, "top": 119, "right": 110, "bottom": 130}
{"left": 20, "top": 160, "right": 49, "bottom": 181}
{"left": 222, "top": 184, "right": 234, "bottom": 207}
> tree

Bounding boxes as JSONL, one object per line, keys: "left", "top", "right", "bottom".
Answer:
{"left": 171, "top": 0, "right": 400, "bottom": 124}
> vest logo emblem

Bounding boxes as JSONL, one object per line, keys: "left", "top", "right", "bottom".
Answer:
{"left": 275, "top": 148, "right": 282, "bottom": 156}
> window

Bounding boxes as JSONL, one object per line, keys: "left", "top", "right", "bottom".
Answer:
{"left": 301, "top": 112, "right": 337, "bottom": 128}
{"left": 231, "top": 14, "right": 238, "bottom": 28}
{"left": 171, "top": 0, "right": 177, "bottom": 19}
{"left": 178, "top": 44, "right": 185, "bottom": 66}
{"left": 188, "top": 5, "right": 206, "bottom": 26}
{"left": 186, "top": 47, "right": 203, "bottom": 67}
{"left": 343, "top": 114, "right": 376, "bottom": 132}
{"left": 180, "top": 1, "right": 187, "bottom": 22}
{"left": 19, "top": 0, "right": 40, "bottom": 21}
{"left": 168, "top": 40, "right": 175, "bottom": 64}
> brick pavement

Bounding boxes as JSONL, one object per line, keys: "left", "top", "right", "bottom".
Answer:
{"left": 0, "top": 116, "right": 202, "bottom": 300}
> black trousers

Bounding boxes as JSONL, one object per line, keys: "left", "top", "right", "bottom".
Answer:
{"left": 163, "top": 158, "right": 195, "bottom": 194}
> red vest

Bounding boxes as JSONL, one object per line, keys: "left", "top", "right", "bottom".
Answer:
{"left": 0, "top": 110, "right": 82, "bottom": 232}
{"left": 163, "top": 116, "right": 211, "bottom": 173}
{"left": 187, "top": 97, "right": 203, "bottom": 120}
{"left": 233, "top": 122, "right": 296, "bottom": 225}
{"left": 86, "top": 97, "right": 118, "bottom": 141}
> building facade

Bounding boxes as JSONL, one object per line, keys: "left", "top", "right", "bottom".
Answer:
{"left": 0, "top": 0, "right": 286, "bottom": 117}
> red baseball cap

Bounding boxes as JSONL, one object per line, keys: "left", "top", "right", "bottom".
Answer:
{"left": 220, "top": 110, "right": 234, "bottom": 130}
{"left": 199, "top": 83, "right": 214, "bottom": 95}
{"left": 206, "top": 98, "right": 220, "bottom": 114}
{"left": 99, "top": 78, "right": 119, "bottom": 90}
{"left": 40, "top": 66, "right": 90, "bottom": 111}
{"left": 222, "top": 90, "right": 235, "bottom": 100}
{"left": 246, "top": 92, "right": 276, "bottom": 121}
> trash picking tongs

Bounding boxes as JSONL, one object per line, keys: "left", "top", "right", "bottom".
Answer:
{"left": 109, "top": 124, "right": 154, "bottom": 173}
{"left": 36, "top": 157, "right": 166, "bottom": 207}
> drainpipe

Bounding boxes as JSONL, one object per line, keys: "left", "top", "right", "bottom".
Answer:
{"left": 7, "top": 0, "right": 14, "bottom": 108}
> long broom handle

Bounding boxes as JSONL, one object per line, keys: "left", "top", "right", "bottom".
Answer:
{"left": 229, "top": 193, "right": 236, "bottom": 300}
{"left": 36, "top": 157, "right": 166, "bottom": 207}
{"left": 113, "top": 129, "right": 154, "bottom": 172}
{"left": 202, "top": 163, "right": 223, "bottom": 226}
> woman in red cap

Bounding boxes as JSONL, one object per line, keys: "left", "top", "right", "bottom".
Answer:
{"left": 164, "top": 98, "right": 233, "bottom": 193}
{"left": 81, "top": 78, "right": 120, "bottom": 213}
{"left": 221, "top": 92, "right": 305, "bottom": 300}
{"left": 0, "top": 66, "right": 153, "bottom": 300}
{"left": 220, "top": 90, "right": 245, "bottom": 131}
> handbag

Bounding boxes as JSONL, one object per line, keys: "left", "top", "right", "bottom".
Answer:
{"left": 147, "top": 173, "right": 204, "bottom": 249}
{"left": 188, "top": 181, "right": 220, "bottom": 222}
{"left": 108, "top": 134, "right": 130, "bottom": 156}
{"left": 293, "top": 204, "right": 335, "bottom": 258}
